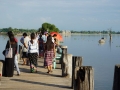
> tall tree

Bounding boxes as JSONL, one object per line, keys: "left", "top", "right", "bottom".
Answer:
{"left": 38, "top": 22, "right": 59, "bottom": 33}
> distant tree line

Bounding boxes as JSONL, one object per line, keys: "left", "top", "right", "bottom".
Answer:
{"left": 71, "top": 30, "right": 120, "bottom": 34}
{"left": 0, "top": 22, "right": 119, "bottom": 35}
{"left": 0, "top": 27, "right": 37, "bottom": 35}
{"left": 0, "top": 22, "right": 60, "bottom": 35}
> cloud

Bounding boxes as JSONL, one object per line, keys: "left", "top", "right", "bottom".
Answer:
{"left": 0, "top": 0, "right": 120, "bottom": 30}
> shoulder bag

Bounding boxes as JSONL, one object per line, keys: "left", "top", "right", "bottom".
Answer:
{"left": 5, "top": 40, "right": 13, "bottom": 58}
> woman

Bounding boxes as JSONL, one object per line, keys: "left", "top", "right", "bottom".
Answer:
{"left": 7, "top": 31, "right": 20, "bottom": 76}
{"left": 44, "top": 35, "right": 55, "bottom": 73}
{"left": 28, "top": 33, "right": 39, "bottom": 73}
{"left": 3, "top": 33, "right": 17, "bottom": 77}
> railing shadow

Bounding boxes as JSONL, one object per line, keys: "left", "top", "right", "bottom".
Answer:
{"left": 11, "top": 79, "right": 72, "bottom": 89}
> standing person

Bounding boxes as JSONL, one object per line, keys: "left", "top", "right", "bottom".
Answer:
{"left": 44, "top": 31, "right": 49, "bottom": 41}
{"left": 44, "top": 35, "right": 55, "bottom": 73}
{"left": 35, "top": 32, "right": 40, "bottom": 40}
{"left": 7, "top": 31, "right": 20, "bottom": 75}
{"left": 20, "top": 35, "right": 24, "bottom": 44}
{"left": 41, "top": 31, "right": 47, "bottom": 44}
{"left": 28, "top": 33, "right": 39, "bottom": 73}
{"left": 41, "top": 31, "right": 48, "bottom": 67}
{"left": 52, "top": 34, "right": 59, "bottom": 56}
{"left": 22, "top": 33, "right": 30, "bottom": 65}
{"left": 3, "top": 33, "right": 17, "bottom": 77}
{"left": 38, "top": 34, "right": 44, "bottom": 58}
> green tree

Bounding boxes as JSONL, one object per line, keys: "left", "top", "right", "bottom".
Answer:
{"left": 38, "top": 22, "right": 59, "bottom": 33}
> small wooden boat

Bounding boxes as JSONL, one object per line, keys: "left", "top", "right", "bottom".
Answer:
{"left": 99, "top": 37, "right": 105, "bottom": 43}
{"left": 99, "top": 39, "right": 105, "bottom": 43}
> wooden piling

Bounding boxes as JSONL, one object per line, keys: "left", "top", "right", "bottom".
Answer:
{"left": 62, "top": 54, "right": 72, "bottom": 78}
{"left": 61, "top": 46, "right": 67, "bottom": 69}
{"left": 76, "top": 66, "right": 94, "bottom": 90}
{"left": 113, "top": 65, "right": 120, "bottom": 90}
{"left": 71, "top": 56, "right": 83, "bottom": 89}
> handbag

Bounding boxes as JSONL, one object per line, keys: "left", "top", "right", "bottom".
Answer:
{"left": 5, "top": 40, "right": 13, "bottom": 58}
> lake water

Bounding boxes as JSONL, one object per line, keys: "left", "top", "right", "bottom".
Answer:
{"left": 0, "top": 34, "right": 120, "bottom": 90}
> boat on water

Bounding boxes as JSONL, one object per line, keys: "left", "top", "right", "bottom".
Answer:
{"left": 99, "top": 37, "right": 105, "bottom": 43}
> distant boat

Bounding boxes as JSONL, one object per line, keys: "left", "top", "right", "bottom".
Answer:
{"left": 99, "top": 37, "right": 105, "bottom": 43}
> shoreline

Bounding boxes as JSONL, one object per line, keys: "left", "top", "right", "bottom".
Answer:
{"left": 1, "top": 32, "right": 120, "bottom": 36}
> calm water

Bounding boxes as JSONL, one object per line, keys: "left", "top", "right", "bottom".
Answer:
{"left": 0, "top": 34, "right": 120, "bottom": 90}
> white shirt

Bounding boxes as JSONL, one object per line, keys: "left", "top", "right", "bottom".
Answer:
{"left": 52, "top": 37, "right": 54, "bottom": 43}
{"left": 42, "top": 35, "right": 46, "bottom": 43}
{"left": 23, "top": 36, "right": 30, "bottom": 52}
{"left": 28, "top": 39, "right": 38, "bottom": 53}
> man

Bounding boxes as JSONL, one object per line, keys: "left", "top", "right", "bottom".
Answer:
{"left": 22, "top": 33, "right": 30, "bottom": 65}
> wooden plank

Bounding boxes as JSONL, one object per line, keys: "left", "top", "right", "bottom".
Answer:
{"left": 0, "top": 58, "right": 72, "bottom": 90}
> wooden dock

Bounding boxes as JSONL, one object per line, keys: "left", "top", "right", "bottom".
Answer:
{"left": 0, "top": 58, "right": 72, "bottom": 90}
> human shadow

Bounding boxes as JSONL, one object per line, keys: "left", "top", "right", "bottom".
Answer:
{"left": 11, "top": 79, "right": 72, "bottom": 89}
{"left": 19, "top": 67, "right": 62, "bottom": 77}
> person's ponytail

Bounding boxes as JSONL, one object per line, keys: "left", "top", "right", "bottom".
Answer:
{"left": 30, "top": 33, "right": 35, "bottom": 44}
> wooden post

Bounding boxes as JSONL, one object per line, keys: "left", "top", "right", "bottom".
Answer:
{"left": 62, "top": 54, "right": 72, "bottom": 78}
{"left": 113, "top": 65, "right": 120, "bottom": 90}
{"left": 76, "top": 66, "right": 94, "bottom": 90}
{"left": 61, "top": 46, "right": 67, "bottom": 69}
{"left": 71, "top": 56, "right": 83, "bottom": 89}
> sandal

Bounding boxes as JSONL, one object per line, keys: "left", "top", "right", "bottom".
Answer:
{"left": 30, "top": 68, "right": 34, "bottom": 73}
{"left": 47, "top": 71, "right": 50, "bottom": 74}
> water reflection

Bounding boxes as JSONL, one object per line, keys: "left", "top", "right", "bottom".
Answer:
{"left": 109, "top": 39, "right": 112, "bottom": 50}
{"left": 99, "top": 42, "right": 105, "bottom": 46}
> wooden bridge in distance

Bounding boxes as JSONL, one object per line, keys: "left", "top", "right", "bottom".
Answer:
{"left": 0, "top": 58, "right": 72, "bottom": 90}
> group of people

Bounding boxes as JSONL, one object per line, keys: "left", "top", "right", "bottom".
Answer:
{"left": 2, "top": 30, "right": 60, "bottom": 77}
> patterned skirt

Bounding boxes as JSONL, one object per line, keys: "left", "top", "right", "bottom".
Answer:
{"left": 28, "top": 53, "right": 38, "bottom": 72}
{"left": 44, "top": 50, "right": 54, "bottom": 66}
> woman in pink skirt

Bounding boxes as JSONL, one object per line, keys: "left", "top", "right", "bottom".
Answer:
{"left": 44, "top": 35, "right": 55, "bottom": 73}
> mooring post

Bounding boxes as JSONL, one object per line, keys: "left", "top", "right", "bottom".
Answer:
{"left": 71, "top": 56, "right": 83, "bottom": 89}
{"left": 61, "top": 45, "right": 67, "bottom": 69}
{"left": 76, "top": 66, "right": 94, "bottom": 90}
{"left": 113, "top": 65, "right": 120, "bottom": 90}
{"left": 62, "top": 54, "right": 72, "bottom": 78}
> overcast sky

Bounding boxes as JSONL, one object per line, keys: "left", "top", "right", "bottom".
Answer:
{"left": 0, "top": 0, "right": 120, "bottom": 31}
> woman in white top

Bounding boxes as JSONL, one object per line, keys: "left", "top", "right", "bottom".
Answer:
{"left": 28, "top": 33, "right": 39, "bottom": 73}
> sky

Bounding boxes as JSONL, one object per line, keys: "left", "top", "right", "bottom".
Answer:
{"left": 0, "top": 0, "right": 120, "bottom": 31}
